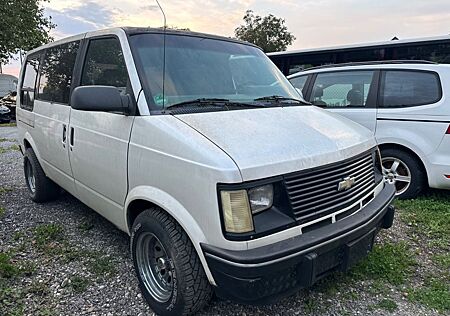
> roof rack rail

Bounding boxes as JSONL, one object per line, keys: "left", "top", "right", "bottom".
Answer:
{"left": 302, "top": 60, "right": 437, "bottom": 71}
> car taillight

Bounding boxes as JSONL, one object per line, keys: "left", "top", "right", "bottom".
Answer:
{"left": 446, "top": 125, "right": 450, "bottom": 134}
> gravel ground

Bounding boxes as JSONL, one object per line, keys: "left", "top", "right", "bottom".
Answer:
{"left": 0, "top": 125, "right": 444, "bottom": 316}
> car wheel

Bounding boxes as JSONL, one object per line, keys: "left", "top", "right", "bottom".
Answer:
{"left": 131, "top": 207, "right": 212, "bottom": 316}
{"left": 24, "top": 148, "right": 60, "bottom": 202}
{"left": 381, "top": 148, "right": 426, "bottom": 199}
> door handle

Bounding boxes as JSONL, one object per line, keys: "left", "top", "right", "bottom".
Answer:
{"left": 62, "top": 124, "right": 67, "bottom": 148}
{"left": 69, "top": 127, "right": 74, "bottom": 151}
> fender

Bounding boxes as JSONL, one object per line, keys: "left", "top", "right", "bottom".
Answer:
{"left": 124, "top": 185, "right": 216, "bottom": 285}
{"left": 23, "top": 132, "right": 42, "bottom": 161}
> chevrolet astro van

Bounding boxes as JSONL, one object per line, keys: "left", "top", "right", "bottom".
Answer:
{"left": 16, "top": 27, "right": 396, "bottom": 315}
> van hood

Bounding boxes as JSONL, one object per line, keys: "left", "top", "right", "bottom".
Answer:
{"left": 175, "top": 106, "right": 376, "bottom": 181}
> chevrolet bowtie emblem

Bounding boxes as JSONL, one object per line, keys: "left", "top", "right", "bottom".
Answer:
{"left": 338, "top": 176, "right": 356, "bottom": 191}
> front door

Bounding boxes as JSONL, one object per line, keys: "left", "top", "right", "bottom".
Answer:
{"left": 308, "top": 70, "right": 378, "bottom": 132}
{"left": 68, "top": 37, "right": 134, "bottom": 225}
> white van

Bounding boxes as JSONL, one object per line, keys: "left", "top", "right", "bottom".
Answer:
{"left": 288, "top": 61, "right": 450, "bottom": 199}
{"left": 17, "top": 28, "right": 395, "bottom": 315}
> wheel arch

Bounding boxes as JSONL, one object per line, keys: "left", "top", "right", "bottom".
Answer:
{"left": 378, "top": 142, "right": 429, "bottom": 186}
{"left": 125, "top": 186, "right": 216, "bottom": 285}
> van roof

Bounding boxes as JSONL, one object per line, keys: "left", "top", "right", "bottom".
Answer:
{"left": 26, "top": 27, "right": 260, "bottom": 56}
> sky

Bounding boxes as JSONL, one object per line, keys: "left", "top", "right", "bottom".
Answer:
{"left": 3, "top": 0, "right": 450, "bottom": 76}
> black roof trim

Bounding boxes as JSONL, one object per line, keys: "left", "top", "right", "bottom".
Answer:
{"left": 121, "top": 27, "right": 260, "bottom": 49}
{"left": 301, "top": 60, "right": 437, "bottom": 72}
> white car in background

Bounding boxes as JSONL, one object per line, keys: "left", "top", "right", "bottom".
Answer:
{"left": 0, "top": 74, "right": 18, "bottom": 98}
{"left": 288, "top": 61, "right": 450, "bottom": 199}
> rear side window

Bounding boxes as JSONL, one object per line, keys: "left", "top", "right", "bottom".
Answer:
{"left": 380, "top": 70, "right": 441, "bottom": 108}
{"left": 38, "top": 41, "right": 80, "bottom": 104}
{"left": 289, "top": 75, "right": 308, "bottom": 94}
{"left": 310, "top": 71, "right": 375, "bottom": 108}
{"left": 20, "top": 54, "right": 41, "bottom": 111}
{"left": 81, "top": 37, "right": 128, "bottom": 94}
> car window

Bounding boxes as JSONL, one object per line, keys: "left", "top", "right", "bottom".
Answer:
{"left": 20, "top": 54, "right": 41, "bottom": 111}
{"left": 380, "top": 70, "right": 441, "bottom": 108}
{"left": 289, "top": 75, "right": 308, "bottom": 93}
{"left": 38, "top": 41, "right": 80, "bottom": 104}
{"left": 310, "top": 71, "right": 375, "bottom": 108}
{"left": 81, "top": 37, "right": 129, "bottom": 95}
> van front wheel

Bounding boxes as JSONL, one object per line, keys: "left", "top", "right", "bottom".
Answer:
{"left": 24, "top": 148, "right": 60, "bottom": 203}
{"left": 131, "top": 208, "right": 212, "bottom": 316}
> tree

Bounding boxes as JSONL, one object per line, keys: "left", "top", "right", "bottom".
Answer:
{"left": 235, "top": 10, "right": 296, "bottom": 53}
{"left": 0, "top": 0, "right": 55, "bottom": 68}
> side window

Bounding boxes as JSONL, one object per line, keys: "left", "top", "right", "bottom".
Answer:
{"left": 289, "top": 75, "right": 308, "bottom": 94}
{"left": 380, "top": 70, "right": 441, "bottom": 108}
{"left": 38, "top": 41, "right": 80, "bottom": 104}
{"left": 20, "top": 54, "right": 41, "bottom": 111}
{"left": 310, "top": 71, "right": 375, "bottom": 108}
{"left": 81, "top": 37, "right": 128, "bottom": 95}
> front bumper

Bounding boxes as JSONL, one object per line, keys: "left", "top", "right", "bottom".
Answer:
{"left": 202, "top": 183, "right": 396, "bottom": 304}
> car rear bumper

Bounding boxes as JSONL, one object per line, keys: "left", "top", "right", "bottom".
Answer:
{"left": 201, "top": 183, "right": 396, "bottom": 304}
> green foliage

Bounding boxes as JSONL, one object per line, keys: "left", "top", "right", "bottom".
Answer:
{"left": 408, "top": 277, "right": 450, "bottom": 312}
{"left": 0, "top": 0, "right": 55, "bottom": 64}
{"left": 0, "top": 253, "right": 19, "bottom": 279}
{"left": 34, "top": 224, "right": 64, "bottom": 247}
{"left": 350, "top": 242, "right": 416, "bottom": 285}
{"left": 70, "top": 276, "right": 90, "bottom": 293}
{"left": 235, "top": 10, "right": 296, "bottom": 53}
{"left": 370, "top": 298, "right": 398, "bottom": 312}
{"left": 396, "top": 193, "right": 450, "bottom": 250}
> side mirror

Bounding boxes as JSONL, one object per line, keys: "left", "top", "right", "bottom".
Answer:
{"left": 71, "top": 86, "right": 130, "bottom": 113}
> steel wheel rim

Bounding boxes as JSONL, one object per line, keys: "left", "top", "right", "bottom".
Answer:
{"left": 135, "top": 232, "right": 173, "bottom": 303}
{"left": 25, "top": 160, "right": 36, "bottom": 193}
{"left": 382, "top": 156, "right": 412, "bottom": 196}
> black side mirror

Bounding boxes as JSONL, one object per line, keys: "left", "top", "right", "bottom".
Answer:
{"left": 71, "top": 86, "right": 130, "bottom": 114}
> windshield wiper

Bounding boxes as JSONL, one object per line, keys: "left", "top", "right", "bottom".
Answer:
{"left": 254, "top": 95, "right": 311, "bottom": 105}
{"left": 165, "top": 98, "right": 266, "bottom": 110}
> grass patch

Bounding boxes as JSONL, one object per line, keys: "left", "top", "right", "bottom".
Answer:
{"left": 77, "top": 219, "right": 94, "bottom": 231}
{"left": 408, "top": 277, "right": 450, "bottom": 312}
{"left": 0, "top": 122, "right": 16, "bottom": 127}
{"left": 396, "top": 192, "right": 450, "bottom": 250}
{"left": 88, "top": 255, "right": 116, "bottom": 277}
{"left": 0, "top": 253, "right": 20, "bottom": 279}
{"left": 0, "top": 206, "right": 5, "bottom": 218}
{"left": 0, "top": 186, "right": 12, "bottom": 194}
{"left": 70, "top": 276, "right": 90, "bottom": 293}
{"left": 0, "top": 144, "right": 20, "bottom": 154}
{"left": 0, "top": 137, "right": 10, "bottom": 142}
{"left": 432, "top": 254, "right": 450, "bottom": 270}
{"left": 34, "top": 224, "right": 64, "bottom": 248}
{"left": 350, "top": 242, "right": 416, "bottom": 285}
{"left": 370, "top": 298, "right": 398, "bottom": 312}
{"left": 0, "top": 282, "right": 25, "bottom": 316}
{"left": 27, "top": 281, "right": 50, "bottom": 297}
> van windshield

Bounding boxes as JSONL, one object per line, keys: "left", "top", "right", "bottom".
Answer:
{"left": 129, "top": 33, "right": 301, "bottom": 113}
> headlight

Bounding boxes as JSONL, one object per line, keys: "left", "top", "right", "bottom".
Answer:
{"left": 248, "top": 184, "right": 274, "bottom": 214}
{"left": 220, "top": 190, "right": 254, "bottom": 233}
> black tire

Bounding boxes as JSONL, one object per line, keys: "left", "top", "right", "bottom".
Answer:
{"left": 381, "top": 148, "right": 426, "bottom": 199}
{"left": 131, "top": 208, "right": 212, "bottom": 316}
{"left": 23, "top": 148, "right": 60, "bottom": 202}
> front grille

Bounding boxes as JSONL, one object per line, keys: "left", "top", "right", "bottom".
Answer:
{"left": 284, "top": 150, "right": 377, "bottom": 224}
